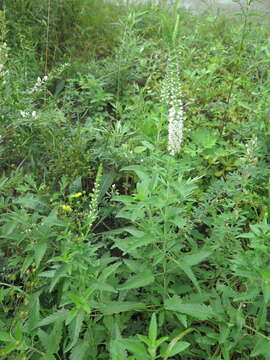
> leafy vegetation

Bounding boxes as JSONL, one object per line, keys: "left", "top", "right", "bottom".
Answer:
{"left": 1, "top": 0, "right": 270, "bottom": 359}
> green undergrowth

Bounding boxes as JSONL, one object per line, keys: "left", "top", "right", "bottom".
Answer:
{"left": 1, "top": 1, "right": 270, "bottom": 359}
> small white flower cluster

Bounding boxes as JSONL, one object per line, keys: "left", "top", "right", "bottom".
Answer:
{"left": 161, "top": 65, "right": 185, "bottom": 156}
{"left": 28, "top": 62, "right": 69, "bottom": 94}
{"left": 85, "top": 164, "right": 103, "bottom": 235}
{"left": 29, "top": 75, "right": 48, "bottom": 94}
{"left": 20, "top": 110, "right": 37, "bottom": 119}
{"left": 245, "top": 137, "right": 258, "bottom": 164}
{"left": 0, "top": 42, "right": 8, "bottom": 80}
{"left": 105, "top": 183, "right": 120, "bottom": 200}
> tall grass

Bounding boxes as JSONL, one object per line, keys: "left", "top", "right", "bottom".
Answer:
{"left": 4, "top": 0, "right": 122, "bottom": 65}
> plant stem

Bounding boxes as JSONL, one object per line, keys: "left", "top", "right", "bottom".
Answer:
{"left": 222, "top": 1, "right": 251, "bottom": 131}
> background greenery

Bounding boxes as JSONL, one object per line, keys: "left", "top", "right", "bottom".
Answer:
{"left": 1, "top": 0, "right": 270, "bottom": 359}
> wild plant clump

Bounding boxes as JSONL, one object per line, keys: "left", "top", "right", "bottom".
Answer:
{"left": 1, "top": 2, "right": 270, "bottom": 360}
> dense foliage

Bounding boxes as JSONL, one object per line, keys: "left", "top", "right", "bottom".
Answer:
{"left": 1, "top": 0, "right": 270, "bottom": 359}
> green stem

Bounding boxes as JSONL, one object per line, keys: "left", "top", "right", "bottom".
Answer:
{"left": 222, "top": 2, "right": 251, "bottom": 130}
{"left": 162, "top": 185, "right": 170, "bottom": 301}
{"left": 0, "top": 282, "right": 26, "bottom": 294}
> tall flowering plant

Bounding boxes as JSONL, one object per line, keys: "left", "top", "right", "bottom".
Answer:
{"left": 161, "top": 62, "right": 185, "bottom": 156}
{"left": 0, "top": 11, "right": 8, "bottom": 83}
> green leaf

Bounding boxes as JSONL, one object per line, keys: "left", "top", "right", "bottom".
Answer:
{"left": 37, "top": 311, "right": 68, "bottom": 328}
{"left": 116, "top": 207, "right": 146, "bottom": 222}
{"left": 22, "top": 255, "right": 34, "bottom": 272}
{"left": 1, "top": 220, "right": 17, "bottom": 236}
{"left": 93, "top": 282, "right": 117, "bottom": 293}
{"left": 41, "top": 354, "right": 56, "bottom": 360}
{"left": 176, "top": 313, "right": 187, "bottom": 328}
{"left": 70, "top": 340, "right": 89, "bottom": 360}
{"left": 149, "top": 313, "right": 157, "bottom": 343}
{"left": 69, "top": 176, "right": 82, "bottom": 194}
{"left": 134, "top": 146, "right": 147, "bottom": 153}
{"left": 238, "top": 101, "right": 253, "bottom": 110}
{"left": 54, "top": 79, "right": 66, "bottom": 96}
{"left": 110, "top": 339, "right": 127, "bottom": 360}
{"left": 251, "top": 337, "right": 270, "bottom": 357}
{"left": 192, "top": 128, "right": 218, "bottom": 149}
{"left": 38, "top": 320, "right": 63, "bottom": 354}
{"left": 34, "top": 242, "right": 47, "bottom": 268}
{"left": 99, "top": 262, "right": 122, "bottom": 281}
{"left": 121, "top": 227, "right": 145, "bottom": 237}
{"left": 118, "top": 271, "right": 154, "bottom": 290}
{"left": 49, "top": 263, "right": 70, "bottom": 293}
{"left": 0, "top": 342, "right": 19, "bottom": 356}
{"left": 218, "top": 323, "right": 230, "bottom": 345}
{"left": 110, "top": 324, "right": 127, "bottom": 360}
{"left": 38, "top": 329, "right": 49, "bottom": 351}
{"left": 26, "top": 293, "right": 40, "bottom": 331}
{"left": 99, "top": 301, "right": 145, "bottom": 314}
{"left": 155, "top": 336, "right": 169, "bottom": 347}
{"left": 14, "top": 322, "right": 23, "bottom": 341}
{"left": 111, "top": 195, "right": 134, "bottom": 204}
{"left": 141, "top": 141, "right": 155, "bottom": 151}
{"left": 99, "top": 170, "right": 115, "bottom": 200}
{"left": 137, "top": 334, "right": 152, "bottom": 347}
{"left": 165, "top": 297, "right": 214, "bottom": 320}
{"left": 172, "top": 258, "right": 201, "bottom": 293}
{"left": 68, "top": 293, "right": 91, "bottom": 314}
{"left": 119, "top": 338, "right": 148, "bottom": 357}
{"left": 0, "top": 332, "right": 14, "bottom": 342}
{"left": 123, "top": 259, "right": 148, "bottom": 274}
{"left": 164, "top": 341, "right": 190, "bottom": 358}
{"left": 65, "top": 310, "right": 84, "bottom": 353}
{"left": 163, "top": 328, "right": 194, "bottom": 360}
{"left": 65, "top": 307, "right": 79, "bottom": 326}
{"left": 262, "top": 282, "right": 270, "bottom": 303}
{"left": 121, "top": 166, "right": 149, "bottom": 182}
{"left": 182, "top": 250, "right": 212, "bottom": 267}
{"left": 113, "top": 235, "right": 156, "bottom": 254}
{"left": 14, "top": 194, "right": 49, "bottom": 211}
{"left": 43, "top": 210, "right": 66, "bottom": 228}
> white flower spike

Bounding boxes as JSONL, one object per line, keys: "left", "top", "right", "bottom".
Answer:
{"left": 161, "top": 63, "right": 185, "bottom": 156}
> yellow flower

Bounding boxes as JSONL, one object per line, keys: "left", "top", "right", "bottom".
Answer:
{"left": 60, "top": 205, "right": 72, "bottom": 212}
{"left": 69, "top": 192, "right": 83, "bottom": 199}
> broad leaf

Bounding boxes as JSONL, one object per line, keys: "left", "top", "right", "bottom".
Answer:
{"left": 164, "top": 341, "right": 190, "bottom": 358}
{"left": 251, "top": 337, "right": 270, "bottom": 357}
{"left": 34, "top": 242, "right": 47, "bottom": 268}
{"left": 69, "top": 176, "right": 82, "bottom": 193}
{"left": 0, "top": 332, "right": 13, "bottom": 342}
{"left": 172, "top": 258, "right": 201, "bottom": 293}
{"left": 70, "top": 340, "right": 89, "bottom": 360}
{"left": 98, "top": 301, "right": 145, "bottom": 314}
{"left": 165, "top": 297, "right": 214, "bottom": 320}
{"left": 37, "top": 311, "right": 68, "bottom": 328}
{"left": 149, "top": 313, "right": 157, "bottom": 343}
{"left": 26, "top": 293, "right": 40, "bottom": 331}
{"left": 182, "top": 250, "right": 212, "bottom": 267}
{"left": 119, "top": 338, "right": 147, "bottom": 357}
{"left": 49, "top": 263, "right": 71, "bottom": 293}
{"left": 65, "top": 310, "right": 84, "bottom": 353}
{"left": 14, "top": 194, "right": 49, "bottom": 211}
{"left": 38, "top": 320, "right": 63, "bottom": 354}
{"left": 118, "top": 271, "right": 154, "bottom": 290}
